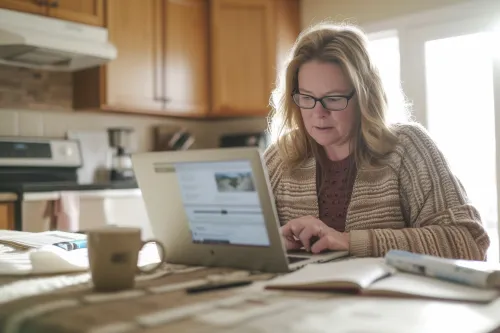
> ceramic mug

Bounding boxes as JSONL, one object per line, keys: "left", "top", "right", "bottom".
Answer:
{"left": 87, "top": 226, "right": 166, "bottom": 292}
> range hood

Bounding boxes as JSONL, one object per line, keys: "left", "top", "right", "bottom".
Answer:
{"left": 0, "top": 8, "right": 117, "bottom": 72}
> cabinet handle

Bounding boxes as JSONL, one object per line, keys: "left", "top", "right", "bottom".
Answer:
{"left": 48, "top": 0, "right": 59, "bottom": 7}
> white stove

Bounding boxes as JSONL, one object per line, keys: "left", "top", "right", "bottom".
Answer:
{"left": 0, "top": 137, "right": 151, "bottom": 238}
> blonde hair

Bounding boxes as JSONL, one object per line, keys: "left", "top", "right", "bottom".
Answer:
{"left": 269, "top": 22, "right": 400, "bottom": 170}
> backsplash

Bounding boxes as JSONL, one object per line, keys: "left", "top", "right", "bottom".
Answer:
{"left": 0, "top": 65, "right": 268, "bottom": 151}
{"left": 0, "top": 65, "right": 72, "bottom": 110}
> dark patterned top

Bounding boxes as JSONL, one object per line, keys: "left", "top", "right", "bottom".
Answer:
{"left": 316, "top": 153, "right": 357, "bottom": 232}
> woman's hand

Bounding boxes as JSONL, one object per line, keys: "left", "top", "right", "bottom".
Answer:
{"left": 280, "top": 216, "right": 350, "bottom": 253}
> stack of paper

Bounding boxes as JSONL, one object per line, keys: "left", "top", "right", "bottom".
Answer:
{"left": 0, "top": 231, "right": 161, "bottom": 275}
{"left": 0, "top": 230, "right": 87, "bottom": 250}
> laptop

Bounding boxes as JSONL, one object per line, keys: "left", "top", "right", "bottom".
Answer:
{"left": 131, "top": 147, "right": 349, "bottom": 273}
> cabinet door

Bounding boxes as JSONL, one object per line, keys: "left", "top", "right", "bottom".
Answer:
{"left": 0, "top": 0, "right": 46, "bottom": 15}
{"left": 275, "top": 0, "right": 300, "bottom": 75}
{"left": 0, "top": 203, "right": 14, "bottom": 230}
{"left": 163, "top": 0, "right": 210, "bottom": 116}
{"left": 105, "top": 0, "right": 164, "bottom": 112}
{"left": 210, "top": 0, "right": 275, "bottom": 117}
{"left": 47, "top": 0, "right": 104, "bottom": 26}
{"left": 74, "top": 0, "right": 164, "bottom": 114}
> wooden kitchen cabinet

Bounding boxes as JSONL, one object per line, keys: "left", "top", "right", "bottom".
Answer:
{"left": 0, "top": 0, "right": 104, "bottom": 26}
{"left": 163, "top": 0, "right": 210, "bottom": 116}
{"left": 74, "top": 0, "right": 299, "bottom": 118}
{"left": 209, "top": 0, "right": 300, "bottom": 118}
{"left": 0, "top": 0, "right": 46, "bottom": 15}
{"left": 210, "top": 0, "right": 275, "bottom": 117}
{"left": 74, "top": 0, "right": 165, "bottom": 114}
{"left": 0, "top": 203, "right": 14, "bottom": 230}
{"left": 2, "top": 0, "right": 300, "bottom": 118}
{"left": 275, "top": 0, "right": 301, "bottom": 75}
{"left": 74, "top": 0, "right": 210, "bottom": 117}
{"left": 47, "top": 0, "right": 104, "bottom": 26}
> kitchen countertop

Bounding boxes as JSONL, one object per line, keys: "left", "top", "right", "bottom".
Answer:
{"left": 0, "top": 193, "right": 17, "bottom": 202}
{"left": 0, "top": 180, "right": 138, "bottom": 195}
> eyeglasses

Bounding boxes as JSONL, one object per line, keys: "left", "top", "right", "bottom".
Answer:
{"left": 292, "top": 90, "right": 356, "bottom": 111}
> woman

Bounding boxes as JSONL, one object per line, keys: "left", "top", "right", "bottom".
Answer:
{"left": 265, "top": 22, "right": 489, "bottom": 260}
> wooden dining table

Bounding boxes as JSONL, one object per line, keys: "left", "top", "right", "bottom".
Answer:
{"left": 1, "top": 253, "right": 500, "bottom": 333}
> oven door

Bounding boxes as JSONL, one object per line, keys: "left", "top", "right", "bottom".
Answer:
{"left": 21, "top": 189, "right": 152, "bottom": 238}
{"left": 22, "top": 191, "right": 60, "bottom": 232}
{"left": 79, "top": 189, "right": 153, "bottom": 239}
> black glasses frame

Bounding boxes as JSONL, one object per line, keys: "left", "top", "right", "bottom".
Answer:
{"left": 291, "top": 90, "right": 356, "bottom": 111}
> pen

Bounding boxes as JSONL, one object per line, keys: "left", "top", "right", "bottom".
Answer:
{"left": 186, "top": 280, "right": 253, "bottom": 294}
{"left": 53, "top": 239, "right": 88, "bottom": 251}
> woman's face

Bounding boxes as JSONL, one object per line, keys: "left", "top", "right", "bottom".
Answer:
{"left": 296, "top": 60, "right": 356, "bottom": 155}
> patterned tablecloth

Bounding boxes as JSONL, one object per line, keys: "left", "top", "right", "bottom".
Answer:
{"left": 1, "top": 244, "right": 500, "bottom": 333}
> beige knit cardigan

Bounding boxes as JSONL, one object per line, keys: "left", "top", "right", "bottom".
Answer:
{"left": 264, "top": 122, "right": 490, "bottom": 260}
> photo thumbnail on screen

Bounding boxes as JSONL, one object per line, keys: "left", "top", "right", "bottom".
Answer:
{"left": 214, "top": 171, "right": 256, "bottom": 192}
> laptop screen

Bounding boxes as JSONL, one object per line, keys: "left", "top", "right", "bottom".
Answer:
{"left": 173, "top": 159, "right": 271, "bottom": 247}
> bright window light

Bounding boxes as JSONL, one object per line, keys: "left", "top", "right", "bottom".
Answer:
{"left": 425, "top": 32, "right": 498, "bottom": 262}
{"left": 368, "top": 36, "right": 410, "bottom": 124}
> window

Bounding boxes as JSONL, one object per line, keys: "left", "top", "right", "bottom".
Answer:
{"left": 368, "top": 34, "right": 409, "bottom": 124}
{"left": 424, "top": 32, "right": 498, "bottom": 262}
{"left": 363, "top": 2, "right": 500, "bottom": 262}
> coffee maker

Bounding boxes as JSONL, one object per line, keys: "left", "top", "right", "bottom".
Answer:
{"left": 107, "top": 127, "right": 135, "bottom": 182}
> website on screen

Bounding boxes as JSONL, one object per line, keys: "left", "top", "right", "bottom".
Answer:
{"left": 174, "top": 160, "right": 270, "bottom": 246}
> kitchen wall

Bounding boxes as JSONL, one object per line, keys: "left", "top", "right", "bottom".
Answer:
{"left": 0, "top": 65, "right": 267, "bottom": 151}
{"left": 300, "top": 0, "right": 472, "bottom": 27}
{"left": 3, "top": 0, "right": 470, "bottom": 149}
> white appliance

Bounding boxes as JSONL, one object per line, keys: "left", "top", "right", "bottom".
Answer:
{"left": 0, "top": 8, "right": 117, "bottom": 71}
{"left": 0, "top": 137, "right": 152, "bottom": 239}
{"left": 78, "top": 189, "right": 153, "bottom": 239}
{"left": 21, "top": 189, "right": 153, "bottom": 239}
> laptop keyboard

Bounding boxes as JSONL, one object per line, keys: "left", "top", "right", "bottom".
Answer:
{"left": 287, "top": 255, "right": 309, "bottom": 264}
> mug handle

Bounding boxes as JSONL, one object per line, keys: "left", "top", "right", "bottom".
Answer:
{"left": 137, "top": 239, "right": 166, "bottom": 274}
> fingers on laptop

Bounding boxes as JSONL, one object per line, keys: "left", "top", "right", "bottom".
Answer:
{"left": 281, "top": 216, "right": 326, "bottom": 251}
{"left": 297, "top": 225, "right": 321, "bottom": 252}
{"left": 310, "top": 236, "right": 330, "bottom": 253}
{"left": 284, "top": 236, "right": 302, "bottom": 250}
{"left": 280, "top": 224, "right": 302, "bottom": 250}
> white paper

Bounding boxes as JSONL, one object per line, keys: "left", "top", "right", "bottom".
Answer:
{"left": 0, "top": 230, "right": 86, "bottom": 249}
{"left": 0, "top": 236, "right": 162, "bottom": 276}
